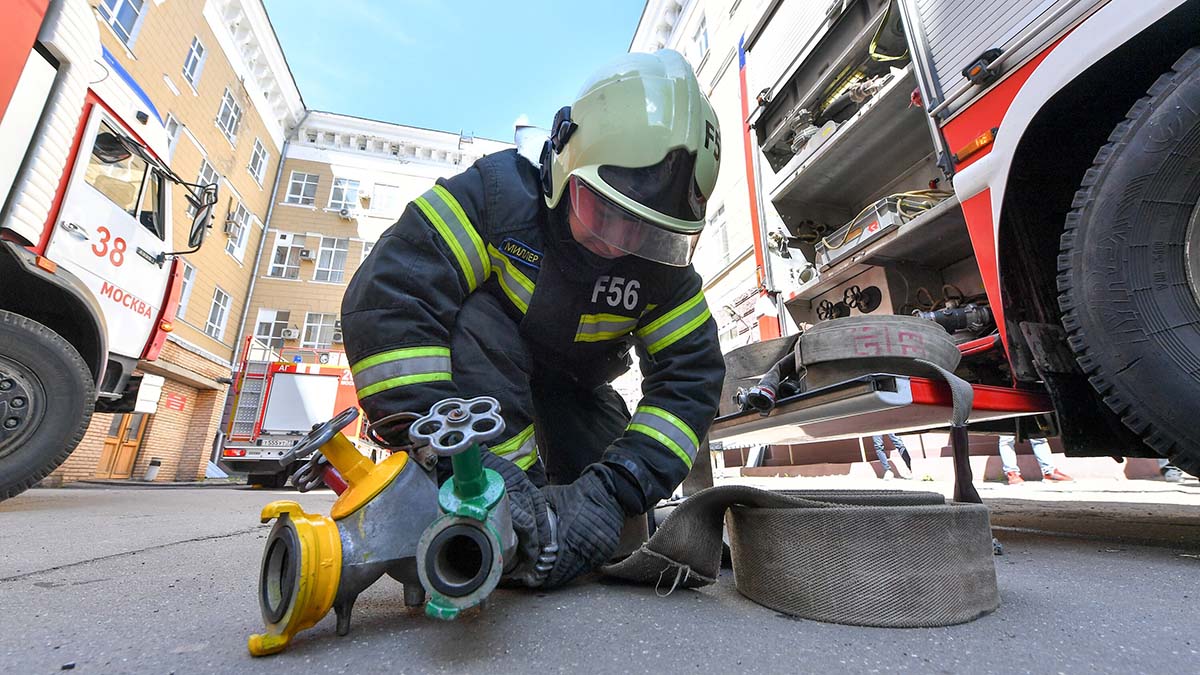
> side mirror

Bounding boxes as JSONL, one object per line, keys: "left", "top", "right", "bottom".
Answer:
{"left": 188, "top": 183, "right": 218, "bottom": 249}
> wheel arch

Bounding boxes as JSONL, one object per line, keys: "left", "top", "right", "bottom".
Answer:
{"left": 996, "top": 0, "right": 1200, "bottom": 339}
{"left": 0, "top": 241, "right": 106, "bottom": 387}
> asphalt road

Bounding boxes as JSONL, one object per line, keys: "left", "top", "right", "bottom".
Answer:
{"left": 1, "top": 485, "right": 1198, "bottom": 674}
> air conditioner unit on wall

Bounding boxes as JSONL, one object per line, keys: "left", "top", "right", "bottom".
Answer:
{"left": 223, "top": 217, "right": 238, "bottom": 235}
{"left": 332, "top": 331, "right": 344, "bottom": 344}
{"left": 281, "top": 328, "right": 299, "bottom": 340}
{"left": 298, "top": 248, "right": 316, "bottom": 260}
{"left": 338, "top": 207, "right": 354, "bottom": 220}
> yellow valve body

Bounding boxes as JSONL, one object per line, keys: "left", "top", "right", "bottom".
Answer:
{"left": 247, "top": 501, "right": 342, "bottom": 657}
{"left": 330, "top": 449, "right": 409, "bottom": 520}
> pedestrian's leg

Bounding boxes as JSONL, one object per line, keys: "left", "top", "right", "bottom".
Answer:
{"left": 449, "top": 293, "right": 545, "bottom": 485}
{"left": 890, "top": 434, "right": 913, "bottom": 471}
{"left": 872, "top": 435, "right": 892, "bottom": 473}
{"left": 998, "top": 435, "right": 1019, "bottom": 475}
{"left": 1030, "top": 438, "right": 1055, "bottom": 474}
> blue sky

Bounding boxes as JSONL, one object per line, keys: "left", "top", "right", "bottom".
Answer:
{"left": 263, "top": 0, "right": 649, "bottom": 142}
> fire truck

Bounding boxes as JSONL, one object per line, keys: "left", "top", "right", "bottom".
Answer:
{"left": 0, "top": 0, "right": 217, "bottom": 499}
{"left": 733, "top": 0, "right": 1200, "bottom": 473}
{"left": 219, "top": 337, "right": 369, "bottom": 488}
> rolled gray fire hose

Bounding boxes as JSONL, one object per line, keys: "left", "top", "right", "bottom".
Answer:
{"left": 602, "top": 486, "right": 999, "bottom": 627}
{"left": 603, "top": 316, "right": 998, "bottom": 626}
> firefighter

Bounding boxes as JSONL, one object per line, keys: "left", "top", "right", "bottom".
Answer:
{"left": 342, "top": 50, "right": 724, "bottom": 588}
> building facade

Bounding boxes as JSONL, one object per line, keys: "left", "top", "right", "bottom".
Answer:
{"left": 48, "top": 0, "right": 303, "bottom": 484}
{"left": 241, "top": 111, "right": 510, "bottom": 363}
{"left": 630, "top": 0, "right": 780, "bottom": 356}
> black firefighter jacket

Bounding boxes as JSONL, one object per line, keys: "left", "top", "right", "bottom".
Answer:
{"left": 341, "top": 149, "right": 725, "bottom": 511}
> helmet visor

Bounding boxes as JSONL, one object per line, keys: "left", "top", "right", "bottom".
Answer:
{"left": 597, "top": 148, "right": 706, "bottom": 225}
{"left": 569, "top": 176, "right": 700, "bottom": 267}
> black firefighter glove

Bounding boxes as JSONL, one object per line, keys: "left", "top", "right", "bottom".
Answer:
{"left": 479, "top": 452, "right": 625, "bottom": 589}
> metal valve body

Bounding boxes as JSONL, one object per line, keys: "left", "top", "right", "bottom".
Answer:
{"left": 409, "top": 397, "right": 518, "bottom": 621}
{"left": 248, "top": 408, "right": 440, "bottom": 657}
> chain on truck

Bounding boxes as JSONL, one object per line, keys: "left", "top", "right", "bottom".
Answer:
{"left": 724, "top": 0, "right": 1200, "bottom": 473}
{"left": 0, "top": 0, "right": 218, "bottom": 500}
{"left": 218, "top": 335, "right": 379, "bottom": 488}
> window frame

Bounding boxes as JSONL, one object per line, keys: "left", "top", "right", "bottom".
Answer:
{"left": 163, "top": 114, "right": 181, "bottom": 159}
{"left": 97, "top": 0, "right": 148, "bottom": 48}
{"left": 176, "top": 261, "right": 196, "bottom": 320}
{"left": 204, "top": 286, "right": 231, "bottom": 341}
{"left": 182, "top": 36, "right": 207, "bottom": 89}
{"left": 248, "top": 138, "right": 269, "bottom": 185}
{"left": 188, "top": 160, "right": 220, "bottom": 216}
{"left": 284, "top": 171, "right": 319, "bottom": 206}
{"left": 327, "top": 177, "right": 361, "bottom": 211}
{"left": 254, "top": 309, "right": 292, "bottom": 350}
{"left": 224, "top": 202, "right": 252, "bottom": 261}
{"left": 313, "top": 236, "right": 349, "bottom": 283}
{"left": 215, "top": 88, "right": 243, "bottom": 145}
{"left": 266, "top": 232, "right": 306, "bottom": 279}
{"left": 301, "top": 312, "right": 338, "bottom": 349}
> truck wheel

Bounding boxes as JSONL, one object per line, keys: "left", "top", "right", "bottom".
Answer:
{"left": 0, "top": 311, "right": 95, "bottom": 500}
{"left": 1057, "top": 48, "right": 1200, "bottom": 475}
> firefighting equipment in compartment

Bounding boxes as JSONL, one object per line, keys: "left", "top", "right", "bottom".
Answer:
{"left": 540, "top": 49, "right": 721, "bottom": 266}
{"left": 248, "top": 407, "right": 440, "bottom": 656}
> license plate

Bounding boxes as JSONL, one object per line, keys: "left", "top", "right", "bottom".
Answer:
{"left": 258, "top": 439, "right": 294, "bottom": 447}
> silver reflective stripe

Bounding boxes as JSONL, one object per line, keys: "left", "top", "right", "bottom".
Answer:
{"left": 487, "top": 245, "right": 535, "bottom": 314}
{"left": 490, "top": 424, "right": 538, "bottom": 469}
{"left": 574, "top": 313, "right": 638, "bottom": 342}
{"left": 634, "top": 291, "right": 711, "bottom": 355}
{"left": 413, "top": 186, "right": 490, "bottom": 292}
{"left": 627, "top": 405, "right": 698, "bottom": 468}
{"left": 350, "top": 346, "right": 453, "bottom": 399}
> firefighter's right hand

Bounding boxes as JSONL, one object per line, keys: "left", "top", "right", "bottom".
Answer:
{"left": 479, "top": 452, "right": 558, "bottom": 587}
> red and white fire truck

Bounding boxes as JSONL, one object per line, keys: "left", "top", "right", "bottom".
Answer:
{"left": 0, "top": 0, "right": 217, "bottom": 499}
{"left": 734, "top": 0, "right": 1200, "bottom": 472}
{"left": 219, "top": 336, "right": 368, "bottom": 487}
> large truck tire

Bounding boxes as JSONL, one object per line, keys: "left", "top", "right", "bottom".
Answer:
{"left": 1057, "top": 48, "right": 1200, "bottom": 475}
{"left": 0, "top": 310, "right": 95, "bottom": 500}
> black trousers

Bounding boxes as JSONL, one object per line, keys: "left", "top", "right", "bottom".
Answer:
{"left": 444, "top": 292, "right": 631, "bottom": 487}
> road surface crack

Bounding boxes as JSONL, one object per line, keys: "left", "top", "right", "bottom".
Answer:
{"left": 0, "top": 526, "right": 264, "bottom": 582}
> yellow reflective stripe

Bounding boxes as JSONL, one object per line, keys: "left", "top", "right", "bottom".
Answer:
{"left": 486, "top": 244, "right": 535, "bottom": 314}
{"left": 627, "top": 423, "right": 693, "bottom": 470}
{"left": 357, "top": 372, "right": 452, "bottom": 399}
{"left": 638, "top": 405, "right": 699, "bottom": 448}
{"left": 574, "top": 313, "right": 638, "bottom": 343}
{"left": 414, "top": 197, "right": 478, "bottom": 291}
{"left": 351, "top": 346, "right": 450, "bottom": 375}
{"left": 432, "top": 185, "right": 489, "bottom": 276}
{"left": 635, "top": 291, "right": 711, "bottom": 354}
{"left": 492, "top": 424, "right": 535, "bottom": 455}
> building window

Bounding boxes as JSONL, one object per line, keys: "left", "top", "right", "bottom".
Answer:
{"left": 248, "top": 139, "right": 269, "bottom": 185}
{"left": 164, "top": 114, "right": 181, "bottom": 158}
{"left": 687, "top": 16, "right": 709, "bottom": 68}
{"left": 302, "top": 312, "right": 338, "bottom": 349}
{"left": 216, "top": 88, "right": 242, "bottom": 144}
{"left": 182, "top": 37, "right": 206, "bottom": 88}
{"left": 97, "top": 0, "right": 147, "bottom": 47}
{"left": 224, "top": 202, "right": 252, "bottom": 261}
{"left": 371, "top": 183, "right": 402, "bottom": 214}
{"left": 313, "top": 236, "right": 349, "bottom": 283}
{"left": 267, "top": 232, "right": 306, "bottom": 279}
{"left": 188, "top": 160, "right": 220, "bottom": 216}
{"left": 176, "top": 262, "right": 196, "bottom": 320}
{"left": 205, "top": 287, "right": 231, "bottom": 341}
{"left": 361, "top": 240, "right": 375, "bottom": 263}
{"left": 254, "top": 309, "right": 291, "bottom": 350}
{"left": 327, "top": 178, "right": 360, "bottom": 211}
{"left": 284, "top": 171, "right": 318, "bottom": 206}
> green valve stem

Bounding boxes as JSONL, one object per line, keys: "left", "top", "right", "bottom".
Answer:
{"left": 450, "top": 444, "right": 488, "bottom": 501}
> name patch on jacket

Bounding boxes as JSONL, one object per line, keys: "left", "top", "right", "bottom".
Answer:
{"left": 500, "top": 238, "right": 542, "bottom": 268}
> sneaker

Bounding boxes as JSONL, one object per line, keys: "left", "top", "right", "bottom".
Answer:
{"left": 882, "top": 469, "right": 894, "bottom": 481}
{"left": 1043, "top": 469, "right": 1073, "bottom": 482}
{"left": 1005, "top": 471, "right": 1024, "bottom": 485}
{"left": 1163, "top": 467, "right": 1184, "bottom": 483}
